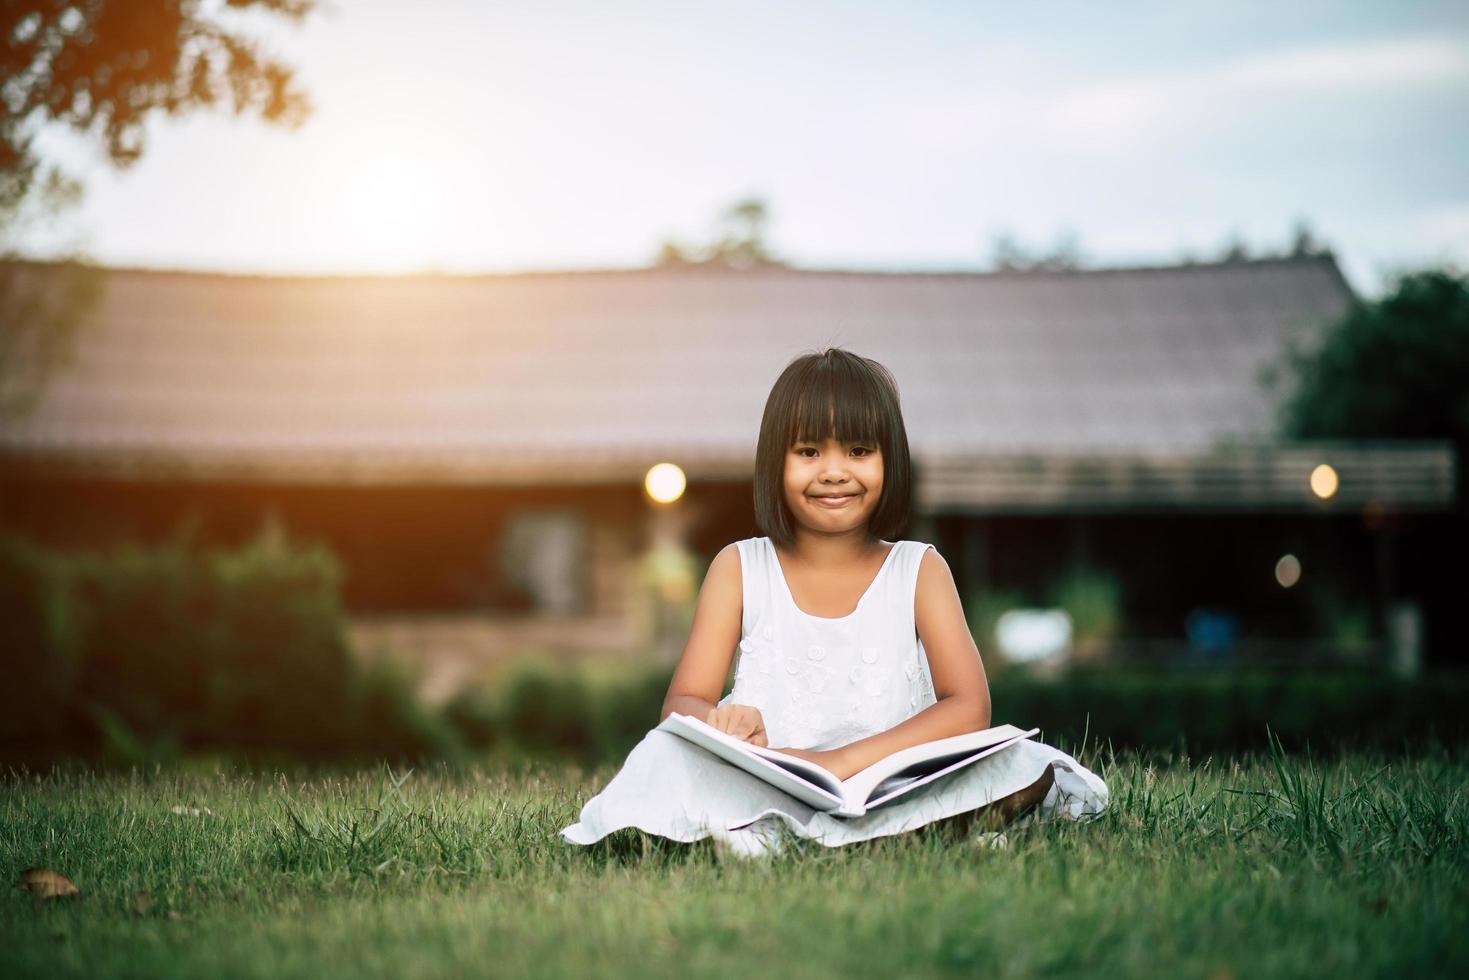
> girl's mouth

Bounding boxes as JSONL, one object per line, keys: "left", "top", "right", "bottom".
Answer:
{"left": 811, "top": 494, "right": 859, "bottom": 508}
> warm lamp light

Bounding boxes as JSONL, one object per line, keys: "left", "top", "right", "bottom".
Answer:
{"left": 1310, "top": 463, "right": 1339, "bottom": 499}
{"left": 644, "top": 463, "right": 687, "bottom": 504}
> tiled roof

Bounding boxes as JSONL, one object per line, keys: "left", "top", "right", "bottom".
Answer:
{"left": 0, "top": 255, "right": 1362, "bottom": 480}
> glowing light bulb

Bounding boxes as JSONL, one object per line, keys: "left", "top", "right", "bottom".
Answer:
{"left": 1310, "top": 463, "right": 1339, "bottom": 500}
{"left": 644, "top": 463, "right": 686, "bottom": 504}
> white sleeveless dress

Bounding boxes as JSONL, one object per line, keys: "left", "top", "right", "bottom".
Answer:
{"left": 558, "top": 537, "right": 1109, "bottom": 850}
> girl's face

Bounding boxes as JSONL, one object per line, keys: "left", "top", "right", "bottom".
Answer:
{"left": 783, "top": 435, "right": 884, "bottom": 537}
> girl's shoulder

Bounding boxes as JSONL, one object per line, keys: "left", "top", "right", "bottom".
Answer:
{"left": 903, "top": 539, "right": 941, "bottom": 572}
{"left": 712, "top": 536, "right": 771, "bottom": 577}
{"left": 882, "top": 539, "right": 935, "bottom": 562}
{"left": 887, "top": 539, "right": 941, "bottom": 591}
{"left": 727, "top": 536, "right": 772, "bottom": 561}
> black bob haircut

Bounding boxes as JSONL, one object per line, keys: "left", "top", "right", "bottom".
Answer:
{"left": 753, "top": 347, "right": 913, "bottom": 549}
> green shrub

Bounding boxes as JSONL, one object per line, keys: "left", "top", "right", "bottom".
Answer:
{"left": 346, "top": 655, "right": 466, "bottom": 762}
{"left": 441, "top": 681, "right": 500, "bottom": 751}
{"left": 0, "top": 525, "right": 459, "bottom": 765}
{"left": 493, "top": 656, "right": 598, "bottom": 757}
{"left": 66, "top": 535, "right": 219, "bottom": 748}
{"left": 990, "top": 666, "right": 1469, "bottom": 756}
{"left": 1048, "top": 566, "right": 1123, "bottom": 657}
{"left": 453, "top": 656, "right": 1468, "bottom": 766}
{"left": 0, "top": 535, "right": 84, "bottom": 746}
{"left": 440, "top": 654, "right": 674, "bottom": 767}
{"left": 6, "top": 522, "right": 1463, "bottom": 768}
{"left": 204, "top": 524, "right": 357, "bottom": 751}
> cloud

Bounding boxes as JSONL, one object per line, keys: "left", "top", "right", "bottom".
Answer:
{"left": 1414, "top": 203, "right": 1469, "bottom": 245}
{"left": 1042, "top": 36, "right": 1469, "bottom": 157}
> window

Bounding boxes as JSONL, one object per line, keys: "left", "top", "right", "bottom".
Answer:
{"left": 499, "top": 510, "right": 587, "bottom": 615}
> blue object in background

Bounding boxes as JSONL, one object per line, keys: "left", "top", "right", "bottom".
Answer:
{"left": 1185, "top": 608, "right": 1239, "bottom": 662}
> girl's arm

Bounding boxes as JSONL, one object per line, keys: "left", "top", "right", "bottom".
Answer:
{"left": 660, "top": 543, "right": 744, "bottom": 725}
{"left": 830, "top": 547, "right": 992, "bottom": 779}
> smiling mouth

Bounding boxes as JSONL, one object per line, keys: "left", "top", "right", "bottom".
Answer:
{"left": 811, "top": 493, "right": 860, "bottom": 507}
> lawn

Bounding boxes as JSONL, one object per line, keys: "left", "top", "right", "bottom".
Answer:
{"left": 3, "top": 737, "right": 1465, "bottom": 979}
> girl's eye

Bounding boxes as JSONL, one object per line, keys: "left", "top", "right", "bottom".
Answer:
{"left": 795, "top": 446, "right": 873, "bottom": 458}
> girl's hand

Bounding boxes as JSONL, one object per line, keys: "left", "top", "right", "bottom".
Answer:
{"left": 706, "top": 704, "right": 768, "bottom": 746}
{"left": 765, "top": 746, "right": 859, "bottom": 781}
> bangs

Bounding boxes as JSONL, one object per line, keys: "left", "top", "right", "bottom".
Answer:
{"left": 784, "top": 361, "right": 890, "bottom": 450}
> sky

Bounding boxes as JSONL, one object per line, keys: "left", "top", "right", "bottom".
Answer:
{"left": 17, "top": 0, "right": 1469, "bottom": 297}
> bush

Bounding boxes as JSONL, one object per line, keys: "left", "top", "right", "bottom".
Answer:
{"left": 494, "top": 656, "right": 599, "bottom": 757}
{"left": 6, "top": 522, "right": 1463, "bottom": 768}
{"left": 0, "top": 535, "right": 84, "bottom": 747}
{"left": 990, "top": 666, "right": 1469, "bottom": 757}
{"left": 0, "top": 525, "right": 461, "bottom": 765}
{"left": 346, "top": 655, "right": 466, "bottom": 763}
{"left": 1048, "top": 566, "right": 1123, "bottom": 659}
{"left": 444, "top": 654, "right": 674, "bottom": 766}
{"left": 445, "top": 655, "right": 1469, "bottom": 767}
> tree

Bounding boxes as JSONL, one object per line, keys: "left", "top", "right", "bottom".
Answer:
{"left": 985, "top": 227, "right": 1086, "bottom": 272}
{"left": 1210, "top": 217, "right": 1329, "bottom": 265}
{"left": 0, "top": 259, "right": 104, "bottom": 418}
{"left": 1270, "top": 266, "right": 1469, "bottom": 668}
{"left": 1, "top": 0, "right": 318, "bottom": 419}
{"left": 711, "top": 197, "right": 773, "bottom": 269}
{"left": 653, "top": 195, "right": 784, "bottom": 270}
{"left": 1217, "top": 229, "right": 1251, "bottom": 263}
{"left": 987, "top": 231, "right": 1030, "bottom": 272}
{"left": 1288, "top": 217, "right": 1323, "bottom": 258}
{"left": 1273, "top": 267, "right": 1469, "bottom": 448}
{"left": 2, "top": 0, "right": 315, "bottom": 216}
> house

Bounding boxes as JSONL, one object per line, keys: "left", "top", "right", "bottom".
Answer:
{"left": 0, "top": 254, "right": 1456, "bottom": 666}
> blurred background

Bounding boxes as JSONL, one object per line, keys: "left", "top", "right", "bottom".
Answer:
{"left": 2, "top": 0, "right": 1466, "bottom": 768}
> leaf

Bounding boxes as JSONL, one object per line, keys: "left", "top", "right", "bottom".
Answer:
{"left": 18, "top": 868, "right": 79, "bottom": 899}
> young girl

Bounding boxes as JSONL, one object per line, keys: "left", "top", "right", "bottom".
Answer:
{"left": 560, "top": 348, "right": 1108, "bottom": 857}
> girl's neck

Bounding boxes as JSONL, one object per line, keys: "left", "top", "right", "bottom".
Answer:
{"left": 784, "top": 527, "right": 887, "bottom": 569}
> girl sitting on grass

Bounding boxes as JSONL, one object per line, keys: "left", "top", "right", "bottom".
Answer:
{"left": 560, "top": 347, "right": 1108, "bottom": 858}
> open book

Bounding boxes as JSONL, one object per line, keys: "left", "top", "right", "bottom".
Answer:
{"left": 656, "top": 712, "right": 1039, "bottom": 818}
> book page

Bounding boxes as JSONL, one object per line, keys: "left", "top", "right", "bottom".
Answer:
{"left": 657, "top": 713, "right": 845, "bottom": 811}
{"left": 860, "top": 732, "right": 1037, "bottom": 812}
{"left": 659, "top": 714, "right": 1037, "bottom": 818}
{"left": 837, "top": 725, "right": 1037, "bottom": 812}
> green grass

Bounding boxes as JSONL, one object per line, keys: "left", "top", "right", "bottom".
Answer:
{"left": 3, "top": 735, "right": 1466, "bottom": 979}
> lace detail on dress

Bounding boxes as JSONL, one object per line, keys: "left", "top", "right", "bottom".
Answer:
{"left": 722, "top": 541, "right": 941, "bottom": 750}
{"left": 730, "top": 637, "right": 920, "bottom": 749}
{"left": 903, "top": 645, "right": 937, "bottom": 712}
